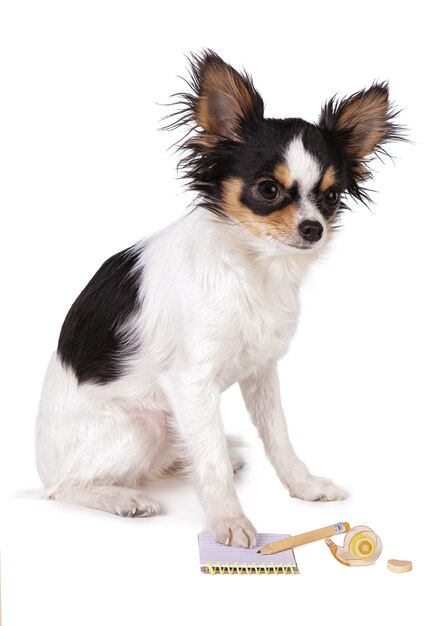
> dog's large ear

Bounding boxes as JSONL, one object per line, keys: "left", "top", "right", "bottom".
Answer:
{"left": 192, "top": 50, "right": 264, "bottom": 140}
{"left": 319, "top": 83, "right": 405, "bottom": 201}
{"left": 173, "top": 50, "right": 264, "bottom": 144}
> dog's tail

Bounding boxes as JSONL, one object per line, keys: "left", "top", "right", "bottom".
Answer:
{"left": 16, "top": 485, "right": 59, "bottom": 500}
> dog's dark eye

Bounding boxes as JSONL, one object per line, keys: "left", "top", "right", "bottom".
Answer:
{"left": 325, "top": 188, "right": 340, "bottom": 206}
{"left": 257, "top": 180, "right": 279, "bottom": 200}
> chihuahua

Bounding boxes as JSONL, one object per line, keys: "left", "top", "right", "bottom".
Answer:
{"left": 35, "top": 51, "right": 404, "bottom": 548}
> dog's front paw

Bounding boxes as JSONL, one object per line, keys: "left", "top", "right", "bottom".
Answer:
{"left": 288, "top": 475, "right": 347, "bottom": 502}
{"left": 210, "top": 515, "right": 258, "bottom": 548}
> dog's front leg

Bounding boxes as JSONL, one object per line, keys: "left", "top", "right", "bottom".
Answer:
{"left": 240, "top": 363, "right": 346, "bottom": 502}
{"left": 167, "top": 374, "right": 257, "bottom": 548}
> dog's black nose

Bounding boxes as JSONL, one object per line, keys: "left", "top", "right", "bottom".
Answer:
{"left": 298, "top": 220, "right": 323, "bottom": 243}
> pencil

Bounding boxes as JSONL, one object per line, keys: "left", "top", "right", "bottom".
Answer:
{"left": 257, "top": 522, "right": 350, "bottom": 554}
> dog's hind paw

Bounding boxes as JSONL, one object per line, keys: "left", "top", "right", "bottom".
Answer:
{"left": 229, "top": 449, "right": 245, "bottom": 473}
{"left": 113, "top": 491, "right": 161, "bottom": 517}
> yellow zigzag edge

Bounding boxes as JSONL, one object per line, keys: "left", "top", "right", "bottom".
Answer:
{"left": 204, "top": 561, "right": 297, "bottom": 575}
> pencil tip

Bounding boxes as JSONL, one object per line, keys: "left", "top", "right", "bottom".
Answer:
{"left": 256, "top": 549, "right": 261, "bottom": 553}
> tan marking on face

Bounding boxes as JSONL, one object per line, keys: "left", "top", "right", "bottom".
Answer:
{"left": 320, "top": 165, "right": 337, "bottom": 192}
{"left": 221, "top": 178, "right": 298, "bottom": 240}
{"left": 274, "top": 163, "right": 293, "bottom": 189}
{"left": 326, "top": 209, "right": 339, "bottom": 225}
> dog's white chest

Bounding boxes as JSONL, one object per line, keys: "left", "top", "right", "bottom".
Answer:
{"left": 242, "top": 291, "right": 298, "bottom": 360}
{"left": 213, "top": 260, "right": 302, "bottom": 386}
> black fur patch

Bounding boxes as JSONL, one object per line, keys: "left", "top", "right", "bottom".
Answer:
{"left": 57, "top": 245, "right": 143, "bottom": 385}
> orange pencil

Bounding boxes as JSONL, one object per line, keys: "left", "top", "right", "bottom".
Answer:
{"left": 257, "top": 522, "right": 350, "bottom": 555}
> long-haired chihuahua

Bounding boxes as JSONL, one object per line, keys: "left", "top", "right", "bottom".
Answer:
{"left": 35, "top": 51, "right": 404, "bottom": 548}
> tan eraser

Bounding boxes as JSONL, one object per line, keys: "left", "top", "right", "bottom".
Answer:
{"left": 387, "top": 559, "right": 412, "bottom": 573}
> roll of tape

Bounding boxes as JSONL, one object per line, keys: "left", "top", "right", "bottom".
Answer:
{"left": 387, "top": 559, "right": 412, "bottom": 573}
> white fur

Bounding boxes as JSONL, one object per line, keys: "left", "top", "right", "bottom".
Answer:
{"left": 35, "top": 208, "right": 345, "bottom": 548}
{"left": 284, "top": 135, "right": 328, "bottom": 240}
{"left": 285, "top": 135, "right": 321, "bottom": 194}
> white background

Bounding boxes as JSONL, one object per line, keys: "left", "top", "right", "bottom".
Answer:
{"left": 0, "top": 1, "right": 437, "bottom": 624}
